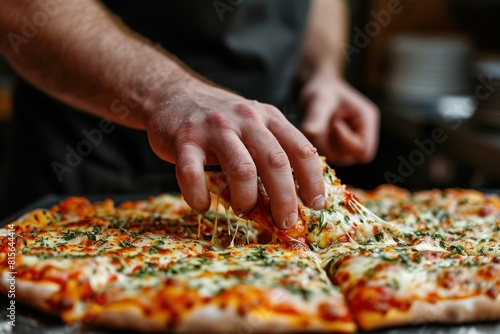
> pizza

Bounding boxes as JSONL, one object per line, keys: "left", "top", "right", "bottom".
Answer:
{"left": 0, "top": 195, "right": 355, "bottom": 332}
{"left": 1, "top": 157, "right": 499, "bottom": 332}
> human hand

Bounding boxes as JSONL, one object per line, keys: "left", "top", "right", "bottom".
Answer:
{"left": 145, "top": 78, "right": 326, "bottom": 229}
{"left": 300, "top": 74, "right": 380, "bottom": 166}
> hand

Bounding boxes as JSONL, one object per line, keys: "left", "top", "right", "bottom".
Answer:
{"left": 145, "top": 78, "right": 326, "bottom": 229}
{"left": 300, "top": 74, "right": 380, "bottom": 166}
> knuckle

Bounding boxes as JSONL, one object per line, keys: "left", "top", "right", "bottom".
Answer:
{"left": 226, "top": 161, "right": 256, "bottom": 181}
{"left": 176, "top": 163, "right": 203, "bottom": 185}
{"left": 278, "top": 192, "right": 296, "bottom": 209}
{"left": 263, "top": 104, "right": 284, "bottom": 119}
{"left": 234, "top": 103, "right": 259, "bottom": 121}
{"left": 267, "top": 149, "right": 289, "bottom": 169}
{"left": 176, "top": 126, "right": 197, "bottom": 144}
{"left": 206, "top": 112, "right": 234, "bottom": 130}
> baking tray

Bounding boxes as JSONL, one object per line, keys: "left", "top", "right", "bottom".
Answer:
{"left": 1, "top": 194, "right": 500, "bottom": 334}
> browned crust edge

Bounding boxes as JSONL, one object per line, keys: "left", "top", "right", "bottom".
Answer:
{"left": 1, "top": 276, "right": 60, "bottom": 314}
{"left": 92, "top": 304, "right": 357, "bottom": 333}
{"left": 4, "top": 275, "right": 356, "bottom": 333}
{"left": 357, "top": 296, "right": 500, "bottom": 331}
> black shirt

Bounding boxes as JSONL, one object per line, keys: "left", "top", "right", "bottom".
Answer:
{"left": 0, "top": 0, "right": 309, "bottom": 216}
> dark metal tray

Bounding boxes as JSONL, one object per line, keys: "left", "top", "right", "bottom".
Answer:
{"left": 1, "top": 194, "right": 500, "bottom": 334}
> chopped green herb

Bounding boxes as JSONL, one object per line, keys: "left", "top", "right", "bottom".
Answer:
{"left": 387, "top": 279, "right": 400, "bottom": 290}
{"left": 119, "top": 240, "right": 133, "bottom": 248}
{"left": 296, "top": 261, "right": 308, "bottom": 269}
{"left": 149, "top": 240, "right": 165, "bottom": 254}
{"left": 62, "top": 230, "right": 77, "bottom": 241}
{"left": 308, "top": 223, "right": 318, "bottom": 233}
{"left": 129, "top": 231, "right": 140, "bottom": 238}
{"left": 284, "top": 286, "right": 312, "bottom": 301}
{"left": 374, "top": 232, "right": 385, "bottom": 242}
{"left": 398, "top": 253, "right": 411, "bottom": 266}
{"left": 365, "top": 267, "right": 376, "bottom": 278}
{"left": 448, "top": 245, "right": 465, "bottom": 255}
{"left": 432, "top": 233, "right": 445, "bottom": 241}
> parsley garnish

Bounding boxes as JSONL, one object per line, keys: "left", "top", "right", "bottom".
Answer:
{"left": 374, "top": 232, "right": 385, "bottom": 242}
{"left": 432, "top": 233, "right": 445, "bottom": 241}
{"left": 62, "top": 230, "right": 77, "bottom": 241}
{"left": 387, "top": 279, "right": 400, "bottom": 290}
{"left": 149, "top": 240, "right": 165, "bottom": 254}
{"left": 119, "top": 240, "right": 133, "bottom": 248}
{"left": 284, "top": 286, "right": 312, "bottom": 301}
{"left": 308, "top": 223, "right": 318, "bottom": 233}
{"left": 448, "top": 245, "right": 465, "bottom": 255}
{"left": 398, "top": 253, "right": 411, "bottom": 266}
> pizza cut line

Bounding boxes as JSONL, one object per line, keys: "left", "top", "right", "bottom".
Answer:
{"left": 1, "top": 157, "right": 499, "bottom": 332}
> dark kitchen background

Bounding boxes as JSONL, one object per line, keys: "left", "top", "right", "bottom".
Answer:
{"left": 1, "top": 0, "right": 500, "bottom": 217}
{"left": 335, "top": 0, "right": 500, "bottom": 191}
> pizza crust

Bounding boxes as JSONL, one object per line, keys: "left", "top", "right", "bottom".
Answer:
{"left": 91, "top": 303, "right": 356, "bottom": 333}
{"left": 357, "top": 296, "right": 500, "bottom": 330}
{"left": 91, "top": 303, "right": 166, "bottom": 332}
{"left": 180, "top": 305, "right": 356, "bottom": 333}
{"left": 0, "top": 276, "right": 60, "bottom": 314}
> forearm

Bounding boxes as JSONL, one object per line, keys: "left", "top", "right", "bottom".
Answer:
{"left": 300, "top": 0, "right": 349, "bottom": 80}
{"left": 0, "top": 0, "right": 328, "bottom": 227}
{"left": 300, "top": 0, "right": 379, "bottom": 165}
{"left": 0, "top": 0, "right": 192, "bottom": 129}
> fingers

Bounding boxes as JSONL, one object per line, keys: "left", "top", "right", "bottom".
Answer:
{"left": 269, "top": 116, "right": 325, "bottom": 210}
{"left": 300, "top": 89, "right": 339, "bottom": 168}
{"left": 300, "top": 79, "right": 380, "bottom": 166}
{"left": 301, "top": 93, "right": 332, "bottom": 139}
{"left": 161, "top": 88, "right": 326, "bottom": 229}
{"left": 329, "top": 120, "right": 364, "bottom": 165}
{"left": 211, "top": 131, "right": 258, "bottom": 216}
{"left": 336, "top": 86, "right": 380, "bottom": 163}
{"left": 240, "top": 115, "right": 298, "bottom": 229}
{"left": 175, "top": 143, "right": 211, "bottom": 213}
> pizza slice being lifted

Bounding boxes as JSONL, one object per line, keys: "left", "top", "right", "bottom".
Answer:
{"left": 206, "top": 156, "right": 399, "bottom": 249}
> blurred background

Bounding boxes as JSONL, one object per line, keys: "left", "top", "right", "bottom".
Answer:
{"left": 1, "top": 0, "right": 500, "bottom": 206}
{"left": 334, "top": 0, "right": 500, "bottom": 191}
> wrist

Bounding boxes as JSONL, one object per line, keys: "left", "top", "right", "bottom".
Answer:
{"left": 139, "top": 61, "right": 199, "bottom": 126}
{"left": 307, "top": 60, "right": 344, "bottom": 83}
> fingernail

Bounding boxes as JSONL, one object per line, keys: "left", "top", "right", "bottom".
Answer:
{"left": 311, "top": 195, "right": 325, "bottom": 210}
{"left": 284, "top": 211, "right": 298, "bottom": 229}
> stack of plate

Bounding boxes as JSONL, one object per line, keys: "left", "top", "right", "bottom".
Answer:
{"left": 468, "top": 60, "right": 500, "bottom": 129}
{"left": 385, "top": 34, "right": 472, "bottom": 110}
